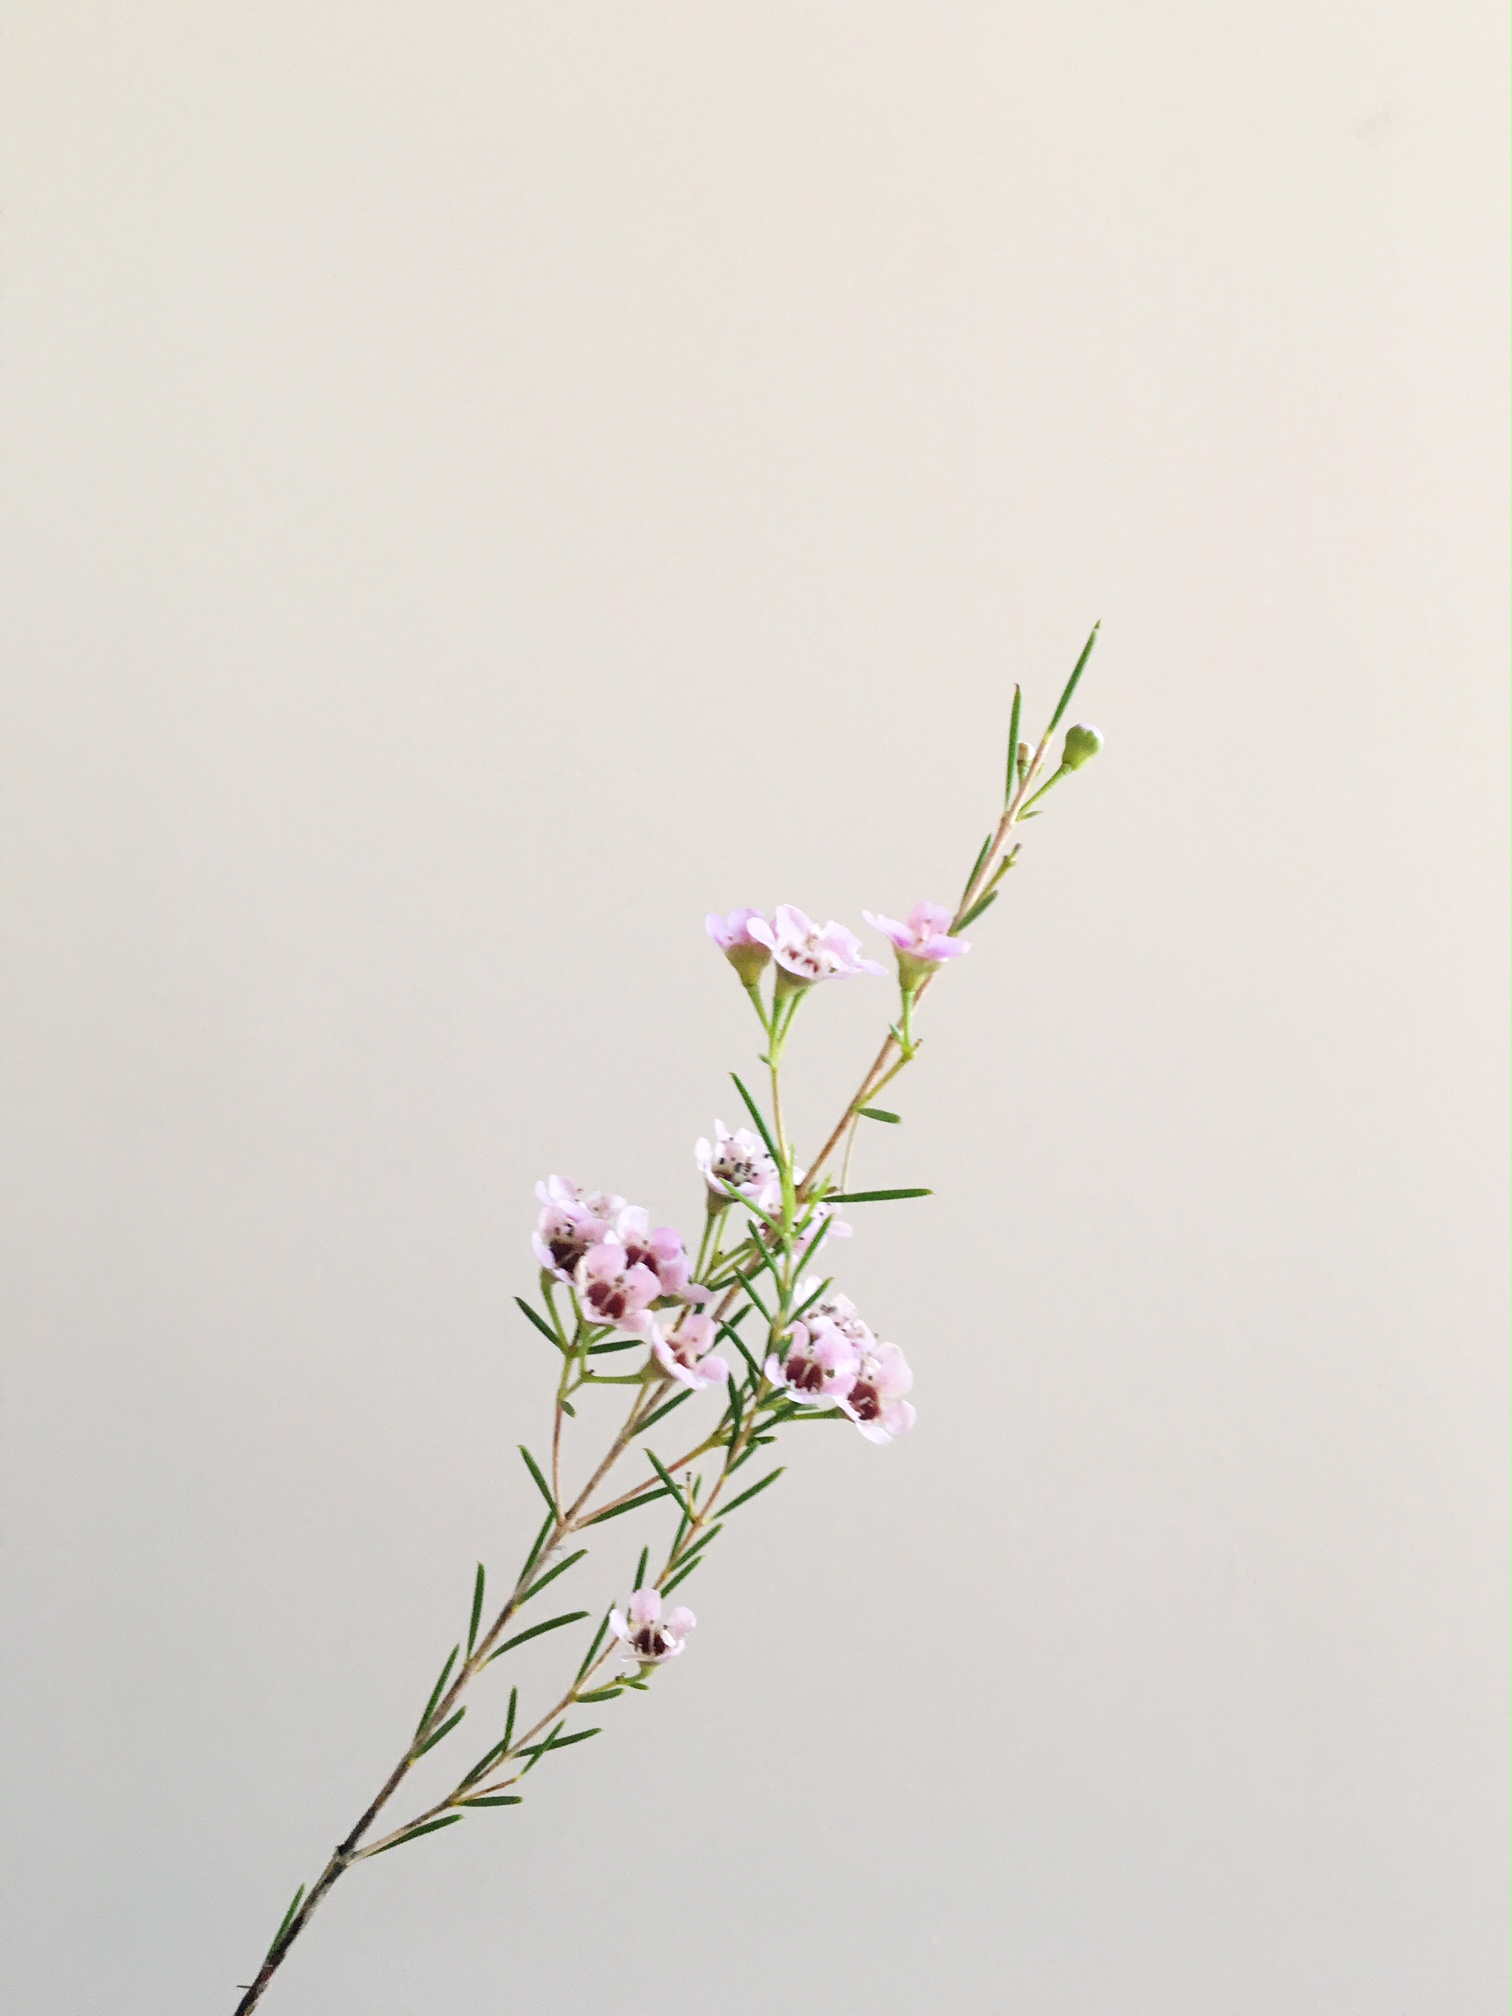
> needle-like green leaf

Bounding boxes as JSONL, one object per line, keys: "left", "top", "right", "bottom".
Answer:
{"left": 518, "top": 1549, "right": 587, "bottom": 1606}
{"left": 487, "top": 1608, "right": 590, "bottom": 1661}
{"left": 632, "top": 1547, "right": 650, "bottom": 1591}
{"left": 415, "top": 1646, "right": 459, "bottom": 1738}
{"left": 1004, "top": 683, "right": 1023, "bottom": 807}
{"left": 856, "top": 1107, "right": 901, "bottom": 1124}
{"left": 265, "top": 1884, "right": 306, "bottom": 1961}
{"left": 514, "top": 1296, "right": 563, "bottom": 1349}
{"left": 460, "top": 1794, "right": 523, "bottom": 1808}
{"left": 1045, "top": 622, "right": 1100, "bottom": 734}
{"left": 826, "top": 1187, "right": 933, "bottom": 1203}
{"left": 465, "top": 1563, "right": 486, "bottom": 1658}
{"left": 414, "top": 1706, "right": 467, "bottom": 1757}
{"left": 661, "top": 1555, "right": 704, "bottom": 1595}
{"left": 721, "top": 1466, "right": 786, "bottom": 1516}
{"left": 635, "top": 1387, "right": 694, "bottom": 1438}
{"left": 584, "top": 1483, "right": 674, "bottom": 1525}
{"left": 729, "top": 1073, "right": 782, "bottom": 1166}
{"left": 955, "top": 889, "right": 998, "bottom": 932}
{"left": 517, "top": 1445, "right": 557, "bottom": 1515}
{"left": 645, "top": 1450, "right": 691, "bottom": 1517}
{"left": 368, "top": 1815, "right": 463, "bottom": 1856}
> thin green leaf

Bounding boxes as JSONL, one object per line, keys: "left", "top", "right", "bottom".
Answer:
{"left": 636, "top": 1387, "right": 694, "bottom": 1437}
{"left": 632, "top": 1547, "right": 650, "bottom": 1592}
{"left": 518, "top": 1720, "right": 564, "bottom": 1774}
{"left": 720, "top": 1322, "right": 764, "bottom": 1386}
{"left": 645, "top": 1450, "right": 691, "bottom": 1517}
{"left": 857, "top": 1106, "right": 901, "bottom": 1124}
{"left": 414, "top": 1706, "right": 467, "bottom": 1758}
{"left": 465, "top": 1563, "right": 486, "bottom": 1658}
{"left": 576, "top": 1686, "right": 624, "bottom": 1703}
{"left": 518, "top": 1445, "right": 557, "bottom": 1515}
{"left": 722, "top": 1466, "right": 786, "bottom": 1516}
{"left": 415, "top": 1646, "right": 459, "bottom": 1738}
{"left": 676, "top": 1521, "right": 722, "bottom": 1566}
{"left": 584, "top": 1483, "right": 674, "bottom": 1526}
{"left": 775, "top": 1406, "right": 845, "bottom": 1422}
{"left": 459, "top": 1735, "right": 512, "bottom": 1787}
{"left": 661, "top": 1555, "right": 703, "bottom": 1595}
{"left": 503, "top": 1686, "right": 517, "bottom": 1750}
{"left": 536, "top": 1726, "right": 601, "bottom": 1753}
{"left": 731, "top": 1267, "right": 772, "bottom": 1322}
{"left": 826, "top": 1187, "right": 933, "bottom": 1203}
{"left": 1004, "top": 682, "right": 1024, "bottom": 806}
{"left": 587, "top": 1337, "right": 644, "bottom": 1354}
{"left": 518, "top": 1549, "right": 587, "bottom": 1606}
{"left": 460, "top": 1794, "right": 523, "bottom": 1808}
{"left": 488, "top": 1608, "right": 589, "bottom": 1661}
{"left": 1045, "top": 621, "right": 1100, "bottom": 734}
{"left": 514, "top": 1296, "right": 563, "bottom": 1349}
{"left": 955, "top": 888, "right": 998, "bottom": 932}
{"left": 729, "top": 1073, "right": 781, "bottom": 1166}
{"left": 575, "top": 1609, "right": 613, "bottom": 1682}
{"left": 368, "top": 1815, "right": 463, "bottom": 1857}
{"left": 266, "top": 1884, "right": 306, "bottom": 1961}
{"left": 520, "top": 1507, "right": 555, "bottom": 1582}
{"left": 961, "top": 828, "right": 995, "bottom": 905}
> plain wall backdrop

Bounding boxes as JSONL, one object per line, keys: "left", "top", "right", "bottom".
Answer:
{"left": 0, "top": 6, "right": 1506, "bottom": 2013}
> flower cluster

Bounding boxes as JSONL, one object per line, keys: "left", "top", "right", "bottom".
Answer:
{"left": 766, "top": 1285, "right": 916, "bottom": 1444}
{"left": 533, "top": 1176, "right": 698, "bottom": 1334}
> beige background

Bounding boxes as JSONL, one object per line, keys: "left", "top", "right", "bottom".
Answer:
{"left": 0, "top": 6, "right": 1506, "bottom": 2013}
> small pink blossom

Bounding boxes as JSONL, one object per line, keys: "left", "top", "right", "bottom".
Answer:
{"left": 796, "top": 1283, "right": 874, "bottom": 1348}
{"left": 532, "top": 1176, "right": 624, "bottom": 1284}
{"left": 841, "top": 1337, "right": 916, "bottom": 1444}
{"left": 746, "top": 904, "right": 886, "bottom": 984}
{"left": 695, "top": 1122, "right": 781, "bottom": 1214}
{"left": 764, "top": 1316, "right": 859, "bottom": 1407}
{"left": 863, "top": 901, "right": 969, "bottom": 987}
{"left": 651, "top": 1308, "right": 729, "bottom": 1391}
{"left": 795, "top": 1199, "right": 852, "bottom": 1259}
{"left": 609, "top": 1587, "right": 697, "bottom": 1665}
{"left": 705, "top": 909, "right": 772, "bottom": 986}
{"left": 613, "top": 1206, "right": 691, "bottom": 1298}
{"left": 574, "top": 1243, "right": 660, "bottom": 1332}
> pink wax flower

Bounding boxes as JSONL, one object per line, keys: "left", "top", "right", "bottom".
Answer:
{"left": 532, "top": 1176, "right": 624, "bottom": 1284}
{"left": 706, "top": 908, "right": 773, "bottom": 987}
{"left": 863, "top": 902, "right": 969, "bottom": 989}
{"left": 841, "top": 1338, "right": 916, "bottom": 1444}
{"left": 613, "top": 1205, "right": 691, "bottom": 1298}
{"left": 610, "top": 1587, "right": 697, "bottom": 1665}
{"left": 747, "top": 904, "right": 886, "bottom": 985}
{"left": 764, "top": 1316, "right": 859, "bottom": 1407}
{"left": 574, "top": 1243, "right": 661, "bottom": 1332}
{"left": 795, "top": 1199, "right": 852, "bottom": 1259}
{"left": 796, "top": 1283, "right": 874, "bottom": 1349}
{"left": 651, "top": 1307, "right": 729, "bottom": 1391}
{"left": 695, "top": 1121, "right": 781, "bottom": 1214}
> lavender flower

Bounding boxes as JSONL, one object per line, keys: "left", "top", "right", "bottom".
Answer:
{"left": 650, "top": 1307, "right": 729, "bottom": 1391}
{"left": 695, "top": 1121, "right": 781, "bottom": 1214}
{"left": 746, "top": 904, "right": 886, "bottom": 986}
{"left": 706, "top": 908, "right": 773, "bottom": 987}
{"left": 764, "top": 1316, "right": 860, "bottom": 1407}
{"left": 613, "top": 1206, "right": 692, "bottom": 1298}
{"left": 863, "top": 901, "right": 969, "bottom": 990}
{"left": 532, "top": 1176, "right": 624, "bottom": 1284}
{"left": 841, "top": 1338, "right": 916, "bottom": 1444}
{"left": 573, "top": 1242, "right": 661, "bottom": 1331}
{"left": 609, "top": 1588, "right": 697, "bottom": 1665}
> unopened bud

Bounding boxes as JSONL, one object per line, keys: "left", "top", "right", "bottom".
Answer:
{"left": 1016, "top": 740, "right": 1033, "bottom": 778}
{"left": 1061, "top": 723, "right": 1103, "bottom": 771}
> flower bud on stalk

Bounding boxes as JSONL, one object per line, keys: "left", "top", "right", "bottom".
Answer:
{"left": 1060, "top": 722, "right": 1103, "bottom": 770}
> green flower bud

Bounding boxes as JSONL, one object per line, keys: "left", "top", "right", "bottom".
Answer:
{"left": 1061, "top": 722, "right": 1103, "bottom": 771}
